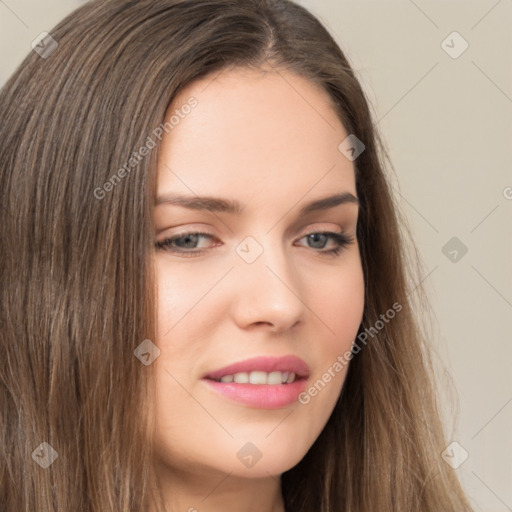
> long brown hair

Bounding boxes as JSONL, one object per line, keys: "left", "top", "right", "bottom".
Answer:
{"left": 0, "top": 0, "right": 473, "bottom": 510}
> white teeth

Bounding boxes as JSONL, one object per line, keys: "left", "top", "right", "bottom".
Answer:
{"left": 267, "top": 371, "right": 282, "bottom": 385}
{"left": 249, "top": 371, "right": 268, "bottom": 384}
{"left": 216, "top": 371, "right": 297, "bottom": 385}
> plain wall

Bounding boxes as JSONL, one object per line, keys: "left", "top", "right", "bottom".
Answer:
{"left": 1, "top": 1, "right": 511, "bottom": 510}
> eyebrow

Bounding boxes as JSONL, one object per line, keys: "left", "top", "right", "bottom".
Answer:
{"left": 155, "top": 192, "right": 359, "bottom": 215}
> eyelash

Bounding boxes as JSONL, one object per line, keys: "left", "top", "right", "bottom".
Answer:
{"left": 154, "top": 230, "right": 355, "bottom": 258}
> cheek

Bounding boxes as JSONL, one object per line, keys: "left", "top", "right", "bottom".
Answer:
{"left": 154, "top": 264, "right": 206, "bottom": 376}
{"left": 307, "top": 254, "right": 365, "bottom": 347}
{"left": 295, "top": 254, "right": 364, "bottom": 411}
{"left": 154, "top": 259, "right": 216, "bottom": 337}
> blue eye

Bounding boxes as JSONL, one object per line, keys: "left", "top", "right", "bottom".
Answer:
{"left": 298, "top": 231, "right": 354, "bottom": 256}
{"left": 155, "top": 232, "right": 215, "bottom": 257}
{"left": 155, "top": 231, "right": 354, "bottom": 258}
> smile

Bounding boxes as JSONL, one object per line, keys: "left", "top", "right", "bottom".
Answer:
{"left": 210, "top": 370, "right": 297, "bottom": 385}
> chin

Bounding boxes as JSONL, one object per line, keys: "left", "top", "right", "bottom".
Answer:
{"left": 154, "top": 430, "right": 313, "bottom": 480}
{"left": 226, "top": 428, "right": 315, "bottom": 477}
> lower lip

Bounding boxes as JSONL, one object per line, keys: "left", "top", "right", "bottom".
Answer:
{"left": 202, "top": 378, "right": 308, "bottom": 409}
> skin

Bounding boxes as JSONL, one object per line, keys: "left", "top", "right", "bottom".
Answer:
{"left": 151, "top": 64, "right": 365, "bottom": 512}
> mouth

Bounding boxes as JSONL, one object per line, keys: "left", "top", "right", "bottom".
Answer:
{"left": 202, "top": 354, "right": 310, "bottom": 382}
{"left": 201, "top": 355, "right": 310, "bottom": 409}
{"left": 206, "top": 370, "right": 301, "bottom": 385}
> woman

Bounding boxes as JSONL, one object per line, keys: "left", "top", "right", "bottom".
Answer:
{"left": 0, "top": 0, "right": 474, "bottom": 510}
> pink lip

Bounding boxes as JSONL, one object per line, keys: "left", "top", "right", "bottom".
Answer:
{"left": 202, "top": 355, "right": 310, "bottom": 409}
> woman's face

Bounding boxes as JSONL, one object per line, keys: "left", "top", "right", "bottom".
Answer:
{"left": 152, "top": 65, "right": 365, "bottom": 480}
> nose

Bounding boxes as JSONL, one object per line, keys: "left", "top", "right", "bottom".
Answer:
{"left": 229, "top": 237, "right": 306, "bottom": 332}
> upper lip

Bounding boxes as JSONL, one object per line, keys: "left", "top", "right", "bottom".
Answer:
{"left": 203, "top": 355, "right": 310, "bottom": 380}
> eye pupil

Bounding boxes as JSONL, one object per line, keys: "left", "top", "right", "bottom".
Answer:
{"left": 178, "top": 234, "right": 200, "bottom": 248}
{"left": 308, "top": 233, "right": 327, "bottom": 249}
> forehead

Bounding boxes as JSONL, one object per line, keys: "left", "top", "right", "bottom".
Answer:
{"left": 156, "top": 66, "right": 356, "bottom": 202}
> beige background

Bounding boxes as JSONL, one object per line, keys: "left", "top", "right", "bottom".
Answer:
{"left": 1, "top": 1, "right": 511, "bottom": 510}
